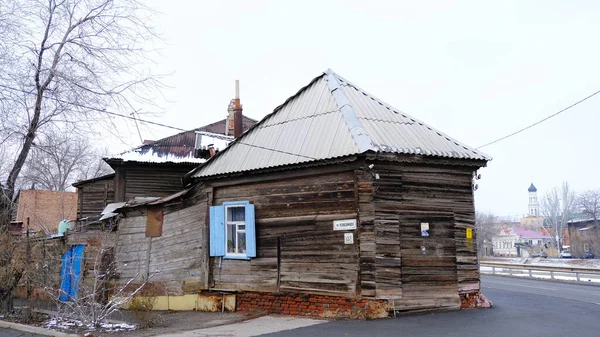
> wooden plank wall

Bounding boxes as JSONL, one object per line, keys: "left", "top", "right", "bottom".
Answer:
{"left": 68, "top": 230, "right": 117, "bottom": 299}
{"left": 120, "top": 165, "right": 194, "bottom": 201}
{"left": 210, "top": 170, "right": 360, "bottom": 297}
{"left": 356, "top": 170, "right": 376, "bottom": 298}
{"left": 372, "top": 161, "right": 478, "bottom": 308}
{"left": 77, "top": 178, "right": 115, "bottom": 219}
{"left": 115, "top": 199, "right": 208, "bottom": 295}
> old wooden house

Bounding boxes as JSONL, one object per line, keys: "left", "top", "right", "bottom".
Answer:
{"left": 63, "top": 115, "right": 256, "bottom": 304}
{"left": 568, "top": 218, "right": 599, "bottom": 258}
{"left": 72, "top": 115, "right": 257, "bottom": 221}
{"left": 109, "top": 69, "right": 491, "bottom": 318}
{"left": 104, "top": 124, "right": 255, "bottom": 202}
{"left": 73, "top": 174, "right": 116, "bottom": 222}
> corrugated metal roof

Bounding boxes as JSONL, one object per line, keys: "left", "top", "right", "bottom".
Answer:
{"left": 104, "top": 116, "right": 257, "bottom": 166}
{"left": 106, "top": 131, "right": 232, "bottom": 165}
{"left": 196, "top": 115, "right": 258, "bottom": 134}
{"left": 192, "top": 69, "right": 490, "bottom": 178}
{"left": 107, "top": 126, "right": 240, "bottom": 166}
{"left": 72, "top": 173, "right": 115, "bottom": 188}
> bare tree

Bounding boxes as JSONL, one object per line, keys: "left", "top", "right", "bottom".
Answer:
{"left": 475, "top": 211, "right": 500, "bottom": 257}
{"left": 577, "top": 189, "right": 600, "bottom": 226}
{"left": 0, "top": 0, "right": 162, "bottom": 227}
{"left": 0, "top": 0, "right": 162, "bottom": 313}
{"left": 540, "top": 181, "right": 576, "bottom": 251}
{"left": 21, "top": 130, "right": 112, "bottom": 191}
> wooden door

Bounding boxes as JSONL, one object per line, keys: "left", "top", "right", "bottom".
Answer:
{"left": 397, "top": 214, "right": 460, "bottom": 310}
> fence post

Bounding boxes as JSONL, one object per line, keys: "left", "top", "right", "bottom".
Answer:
{"left": 576, "top": 272, "right": 580, "bottom": 282}
{"left": 550, "top": 271, "right": 554, "bottom": 280}
{"left": 528, "top": 269, "right": 532, "bottom": 277}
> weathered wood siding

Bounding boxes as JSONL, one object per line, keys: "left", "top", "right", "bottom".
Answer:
{"left": 115, "top": 199, "right": 208, "bottom": 294}
{"left": 356, "top": 170, "right": 376, "bottom": 298}
{"left": 114, "top": 165, "right": 194, "bottom": 202}
{"left": 76, "top": 177, "right": 115, "bottom": 220}
{"left": 210, "top": 170, "right": 360, "bottom": 297}
{"left": 68, "top": 230, "right": 117, "bottom": 302}
{"left": 371, "top": 161, "right": 478, "bottom": 308}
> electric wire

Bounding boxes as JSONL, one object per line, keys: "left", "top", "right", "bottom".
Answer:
{"left": 477, "top": 88, "right": 600, "bottom": 149}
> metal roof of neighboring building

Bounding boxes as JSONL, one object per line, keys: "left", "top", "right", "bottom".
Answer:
{"left": 512, "top": 226, "right": 552, "bottom": 239}
{"left": 72, "top": 173, "right": 115, "bottom": 188}
{"left": 191, "top": 69, "right": 491, "bottom": 178}
{"left": 104, "top": 114, "right": 258, "bottom": 166}
{"left": 106, "top": 131, "right": 233, "bottom": 165}
{"left": 196, "top": 115, "right": 257, "bottom": 134}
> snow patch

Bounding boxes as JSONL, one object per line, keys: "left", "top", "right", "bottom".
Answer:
{"left": 114, "top": 150, "right": 208, "bottom": 164}
{"left": 44, "top": 317, "right": 136, "bottom": 333}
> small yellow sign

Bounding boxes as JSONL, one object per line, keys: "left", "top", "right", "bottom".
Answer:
{"left": 466, "top": 228, "right": 473, "bottom": 239}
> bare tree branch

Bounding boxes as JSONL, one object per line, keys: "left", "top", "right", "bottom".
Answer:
{"left": 1, "top": 0, "right": 163, "bottom": 221}
{"left": 577, "top": 189, "right": 600, "bottom": 226}
{"left": 540, "top": 181, "right": 576, "bottom": 251}
{"left": 0, "top": 0, "right": 163, "bottom": 313}
{"left": 21, "top": 129, "right": 113, "bottom": 191}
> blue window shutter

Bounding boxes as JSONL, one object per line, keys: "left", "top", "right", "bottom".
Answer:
{"left": 210, "top": 205, "right": 225, "bottom": 256}
{"left": 245, "top": 203, "right": 256, "bottom": 258}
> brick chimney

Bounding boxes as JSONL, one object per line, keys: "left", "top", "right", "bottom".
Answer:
{"left": 233, "top": 80, "right": 243, "bottom": 138}
{"left": 225, "top": 80, "right": 243, "bottom": 137}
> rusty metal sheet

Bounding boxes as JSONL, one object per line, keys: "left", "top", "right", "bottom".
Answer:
{"left": 145, "top": 206, "right": 163, "bottom": 237}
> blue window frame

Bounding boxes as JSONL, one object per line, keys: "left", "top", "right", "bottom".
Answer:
{"left": 209, "top": 201, "right": 256, "bottom": 259}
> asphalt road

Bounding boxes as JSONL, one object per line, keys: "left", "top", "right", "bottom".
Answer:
{"left": 261, "top": 275, "right": 600, "bottom": 337}
{"left": 2, "top": 276, "right": 600, "bottom": 337}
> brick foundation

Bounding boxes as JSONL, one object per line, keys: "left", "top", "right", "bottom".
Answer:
{"left": 460, "top": 291, "right": 493, "bottom": 309}
{"left": 236, "top": 292, "right": 390, "bottom": 319}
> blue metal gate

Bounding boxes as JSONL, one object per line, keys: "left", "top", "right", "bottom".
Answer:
{"left": 59, "top": 245, "right": 84, "bottom": 301}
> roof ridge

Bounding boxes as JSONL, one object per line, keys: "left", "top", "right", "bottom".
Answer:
{"left": 324, "top": 69, "right": 378, "bottom": 153}
{"left": 328, "top": 69, "right": 490, "bottom": 161}
{"left": 357, "top": 117, "right": 414, "bottom": 124}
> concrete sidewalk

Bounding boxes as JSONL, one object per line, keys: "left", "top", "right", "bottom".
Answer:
{"left": 154, "top": 315, "right": 327, "bottom": 337}
{"left": 0, "top": 320, "right": 79, "bottom": 337}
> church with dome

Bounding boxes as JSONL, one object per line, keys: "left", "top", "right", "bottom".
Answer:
{"left": 519, "top": 182, "right": 546, "bottom": 229}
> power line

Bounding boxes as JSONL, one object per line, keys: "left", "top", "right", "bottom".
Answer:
{"left": 236, "top": 142, "right": 317, "bottom": 160}
{"left": 477, "top": 88, "right": 600, "bottom": 149}
{"left": 0, "top": 83, "right": 320, "bottom": 160}
{"left": 0, "top": 83, "right": 187, "bottom": 132}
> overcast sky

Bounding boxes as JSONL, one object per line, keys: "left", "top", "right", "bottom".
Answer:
{"left": 116, "top": 0, "right": 600, "bottom": 218}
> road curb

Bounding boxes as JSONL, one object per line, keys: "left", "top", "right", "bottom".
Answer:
{"left": 0, "top": 319, "right": 81, "bottom": 337}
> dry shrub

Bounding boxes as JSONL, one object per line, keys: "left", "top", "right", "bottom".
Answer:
{"left": 0, "top": 234, "right": 25, "bottom": 313}
{"left": 128, "top": 283, "right": 162, "bottom": 328}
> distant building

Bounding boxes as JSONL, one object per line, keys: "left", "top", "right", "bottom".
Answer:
{"left": 14, "top": 189, "right": 78, "bottom": 234}
{"left": 520, "top": 182, "right": 545, "bottom": 229}
{"left": 567, "top": 218, "right": 599, "bottom": 258}
{"left": 492, "top": 225, "right": 552, "bottom": 257}
{"left": 527, "top": 183, "right": 540, "bottom": 216}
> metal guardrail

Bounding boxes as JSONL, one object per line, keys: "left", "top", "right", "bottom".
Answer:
{"left": 480, "top": 261, "right": 600, "bottom": 282}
